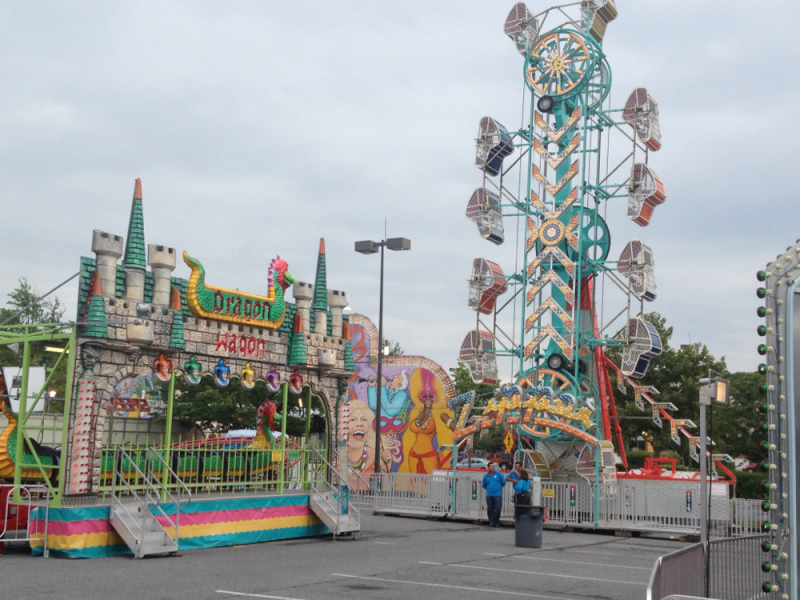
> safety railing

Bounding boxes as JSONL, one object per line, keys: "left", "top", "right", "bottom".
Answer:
{"left": 647, "top": 534, "right": 769, "bottom": 600}
{"left": 357, "top": 471, "right": 761, "bottom": 538}
{"left": 708, "top": 535, "right": 769, "bottom": 600}
{"left": 110, "top": 446, "right": 191, "bottom": 552}
{"left": 309, "top": 449, "right": 360, "bottom": 534}
{"left": 729, "top": 498, "right": 766, "bottom": 536}
{"left": 98, "top": 439, "right": 329, "bottom": 500}
{"left": 647, "top": 542, "right": 706, "bottom": 600}
{"left": 0, "top": 484, "right": 51, "bottom": 557}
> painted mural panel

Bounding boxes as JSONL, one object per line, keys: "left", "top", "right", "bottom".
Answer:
{"left": 346, "top": 315, "right": 456, "bottom": 477}
{"left": 110, "top": 368, "right": 162, "bottom": 417}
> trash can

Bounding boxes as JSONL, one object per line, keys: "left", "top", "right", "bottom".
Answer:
{"left": 515, "top": 506, "right": 543, "bottom": 548}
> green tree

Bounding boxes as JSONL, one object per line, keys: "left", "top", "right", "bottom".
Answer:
{"left": 0, "top": 279, "right": 68, "bottom": 407}
{"left": 713, "top": 371, "right": 767, "bottom": 464}
{"left": 380, "top": 338, "right": 404, "bottom": 357}
{"left": 168, "top": 377, "right": 306, "bottom": 436}
{"left": 475, "top": 426, "right": 505, "bottom": 452}
{"left": 0, "top": 278, "right": 64, "bottom": 326}
{"left": 451, "top": 361, "right": 495, "bottom": 407}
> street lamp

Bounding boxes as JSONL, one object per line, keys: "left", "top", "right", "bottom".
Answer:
{"left": 355, "top": 236, "right": 411, "bottom": 473}
{"left": 698, "top": 373, "right": 730, "bottom": 597}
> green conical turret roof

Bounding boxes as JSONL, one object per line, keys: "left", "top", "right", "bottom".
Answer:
{"left": 83, "top": 276, "right": 108, "bottom": 338}
{"left": 288, "top": 313, "right": 307, "bottom": 366}
{"left": 123, "top": 178, "right": 146, "bottom": 270}
{"left": 169, "top": 288, "right": 186, "bottom": 349}
{"left": 312, "top": 238, "right": 327, "bottom": 311}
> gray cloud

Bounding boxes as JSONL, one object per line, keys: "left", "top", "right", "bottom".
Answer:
{"left": 1, "top": 1, "right": 796, "bottom": 377}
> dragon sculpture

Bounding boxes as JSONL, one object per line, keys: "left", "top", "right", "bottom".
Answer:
{"left": 0, "top": 371, "right": 58, "bottom": 482}
{"left": 183, "top": 252, "right": 295, "bottom": 328}
{"left": 251, "top": 397, "right": 282, "bottom": 450}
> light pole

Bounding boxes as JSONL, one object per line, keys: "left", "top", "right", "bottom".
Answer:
{"left": 698, "top": 373, "right": 730, "bottom": 597}
{"left": 355, "top": 237, "right": 411, "bottom": 473}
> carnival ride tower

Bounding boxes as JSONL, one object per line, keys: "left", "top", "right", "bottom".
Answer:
{"left": 457, "top": 2, "right": 677, "bottom": 482}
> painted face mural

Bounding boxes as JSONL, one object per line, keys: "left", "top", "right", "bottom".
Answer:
{"left": 347, "top": 400, "right": 376, "bottom": 474}
{"left": 346, "top": 315, "right": 456, "bottom": 474}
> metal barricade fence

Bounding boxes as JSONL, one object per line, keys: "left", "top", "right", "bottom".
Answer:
{"left": 1, "top": 484, "right": 51, "bottom": 557}
{"left": 730, "top": 498, "right": 765, "bottom": 536}
{"left": 356, "top": 472, "right": 762, "bottom": 539}
{"left": 708, "top": 535, "right": 769, "bottom": 600}
{"left": 647, "top": 542, "right": 705, "bottom": 600}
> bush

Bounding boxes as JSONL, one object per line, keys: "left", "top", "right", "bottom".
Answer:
{"left": 658, "top": 450, "right": 681, "bottom": 461}
{"left": 625, "top": 450, "right": 654, "bottom": 470}
{"left": 733, "top": 470, "right": 768, "bottom": 499}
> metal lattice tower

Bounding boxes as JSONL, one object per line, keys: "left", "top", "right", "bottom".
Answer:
{"left": 455, "top": 2, "right": 689, "bottom": 483}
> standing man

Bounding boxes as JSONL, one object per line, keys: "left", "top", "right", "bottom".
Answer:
{"left": 482, "top": 463, "right": 506, "bottom": 527}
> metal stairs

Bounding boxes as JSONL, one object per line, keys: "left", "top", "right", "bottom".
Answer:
{"left": 308, "top": 449, "right": 361, "bottom": 537}
{"left": 309, "top": 488, "right": 360, "bottom": 536}
{"left": 108, "top": 447, "right": 192, "bottom": 559}
{"left": 110, "top": 499, "right": 177, "bottom": 558}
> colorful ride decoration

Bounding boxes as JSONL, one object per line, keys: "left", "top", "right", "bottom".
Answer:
{"left": 184, "top": 356, "right": 202, "bottom": 385}
{"left": 456, "top": 2, "right": 680, "bottom": 480}
{"left": 153, "top": 353, "right": 173, "bottom": 382}
{"left": 183, "top": 252, "right": 295, "bottom": 329}
{"left": 60, "top": 180, "right": 352, "bottom": 501}
{"left": 0, "top": 371, "right": 58, "bottom": 482}
{"left": 346, "top": 314, "right": 455, "bottom": 475}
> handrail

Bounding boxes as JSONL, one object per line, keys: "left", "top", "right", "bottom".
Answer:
{"left": 115, "top": 447, "right": 163, "bottom": 510}
{"left": 111, "top": 447, "right": 188, "bottom": 554}
{"left": 347, "top": 464, "right": 372, "bottom": 490}
{"left": 148, "top": 448, "right": 193, "bottom": 507}
{"left": 309, "top": 449, "right": 360, "bottom": 530}
{"left": 646, "top": 555, "right": 662, "bottom": 600}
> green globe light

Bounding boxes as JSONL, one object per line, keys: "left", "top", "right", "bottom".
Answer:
{"left": 762, "top": 521, "right": 773, "bottom": 532}
{"left": 761, "top": 441, "right": 771, "bottom": 452}
{"left": 757, "top": 325, "right": 768, "bottom": 336}
{"left": 762, "top": 541, "right": 774, "bottom": 552}
{"left": 762, "top": 562, "right": 774, "bottom": 573}
{"left": 762, "top": 501, "right": 772, "bottom": 512}
{"left": 757, "top": 270, "right": 767, "bottom": 282}
{"left": 759, "top": 364, "right": 768, "bottom": 374}
{"left": 757, "top": 306, "right": 768, "bottom": 318}
{"left": 759, "top": 383, "right": 769, "bottom": 394}
{"left": 762, "top": 582, "right": 775, "bottom": 593}
{"left": 758, "top": 344, "right": 768, "bottom": 355}
{"left": 757, "top": 288, "right": 767, "bottom": 299}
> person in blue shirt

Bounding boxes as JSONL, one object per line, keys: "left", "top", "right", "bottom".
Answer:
{"left": 482, "top": 463, "right": 506, "bottom": 527}
{"left": 506, "top": 461, "right": 523, "bottom": 486}
{"left": 513, "top": 469, "right": 531, "bottom": 506}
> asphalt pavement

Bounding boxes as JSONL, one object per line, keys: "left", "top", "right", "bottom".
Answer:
{"left": 1, "top": 512, "right": 688, "bottom": 600}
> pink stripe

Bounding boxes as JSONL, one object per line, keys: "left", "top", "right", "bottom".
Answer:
{"left": 29, "top": 518, "right": 111, "bottom": 537}
{"left": 154, "top": 504, "right": 311, "bottom": 528}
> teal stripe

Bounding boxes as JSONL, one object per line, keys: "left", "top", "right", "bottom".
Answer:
{"left": 30, "top": 506, "right": 111, "bottom": 523}
{"left": 32, "top": 544, "right": 131, "bottom": 559}
{"left": 159, "top": 494, "right": 310, "bottom": 516}
{"left": 176, "top": 524, "right": 330, "bottom": 550}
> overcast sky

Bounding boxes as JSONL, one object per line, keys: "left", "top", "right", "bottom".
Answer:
{"left": 1, "top": 2, "right": 797, "bottom": 377}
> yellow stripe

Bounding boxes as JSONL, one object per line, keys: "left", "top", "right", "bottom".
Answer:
{"left": 30, "top": 531, "right": 126, "bottom": 550}
{"left": 163, "top": 514, "right": 323, "bottom": 538}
